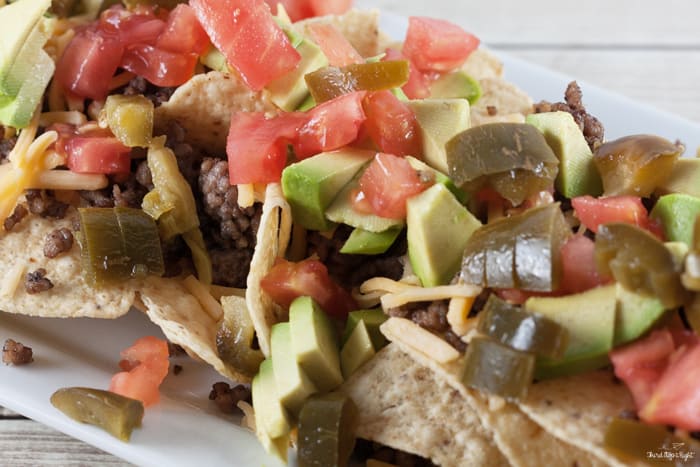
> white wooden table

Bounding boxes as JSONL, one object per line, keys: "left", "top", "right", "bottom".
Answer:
{"left": 2, "top": 0, "right": 699, "bottom": 464}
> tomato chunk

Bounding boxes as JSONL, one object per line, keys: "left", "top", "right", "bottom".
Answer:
{"left": 65, "top": 136, "right": 132, "bottom": 174}
{"left": 559, "top": 234, "right": 609, "bottom": 294}
{"left": 362, "top": 90, "right": 422, "bottom": 157}
{"left": 356, "top": 153, "right": 432, "bottom": 219}
{"left": 121, "top": 45, "right": 198, "bottom": 87}
{"left": 384, "top": 48, "right": 431, "bottom": 99}
{"left": 402, "top": 17, "right": 479, "bottom": 72}
{"left": 191, "top": 0, "right": 301, "bottom": 90}
{"left": 260, "top": 258, "right": 356, "bottom": 319}
{"left": 109, "top": 336, "right": 169, "bottom": 407}
{"left": 572, "top": 195, "right": 658, "bottom": 234}
{"left": 305, "top": 22, "right": 363, "bottom": 67}
{"left": 308, "top": 0, "right": 352, "bottom": 17}
{"left": 157, "top": 4, "right": 210, "bottom": 55}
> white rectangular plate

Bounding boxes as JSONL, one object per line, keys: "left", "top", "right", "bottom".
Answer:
{"left": 2, "top": 11, "right": 700, "bottom": 467}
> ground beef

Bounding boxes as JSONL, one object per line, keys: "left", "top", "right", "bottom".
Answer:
{"left": 3, "top": 204, "right": 27, "bottom": 231}
{"left": 2, "top": 339, "right": 33, "bottom": 365}
{"left": 25, "top": 268, "right": 54, "bottom": 294}
{"left": 533, "top": 81, "right": 605, "bottom": 150}
{"left": 387, "top": 299, "right": 466, "bottom": 352}
{"left": 352, "top": 439, "right": 437, "bottom": 467}
{"left": 208, "top": 382, "right": 251, "bottom": 415}
{"left": 123, "top": 76, "right": 175, "bottom": 107}
{"left": 44, "top": 228, "right": 74, "bottom": 258}
{"left": 25, "top": 190, "right": 69, "bottom": 219}
{"left": 165, "top": 120, "right": 206, "bottom": 187}
{"left": 209, "top": 247, "right": 254, "bottom": 288}
{"left": 306, "top": 224, "right": 406, "bottom": 288}
{"left": 80, "top": 167, "right": 151, "bottom": 209}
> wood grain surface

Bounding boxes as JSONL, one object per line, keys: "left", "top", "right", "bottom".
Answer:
{"left": 3, "top": 0, "right": 700, "bottom": 465}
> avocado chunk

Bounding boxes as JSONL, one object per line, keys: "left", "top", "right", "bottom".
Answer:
{"left": 0, "top": 49, "right": 55, "bottom": 128}
{"left": 0, "top": 0, "right": 52, "bottom": 94}
{"left": 339, "top": 226, "right": 402, "bottom": 255}
{"left": 252, "top": 359, "right": 292, "bottom": 440}
{"left": 341, "top": 308, "right": 388, "bottom": 349}
{"left": 407, "top": 98, "right": 470, "bottom": 174}
{"left": 340, "top": 320, "right": 375, "bottom": 378}
{"left": 429, "top": 70, "right": 481, "bottom": 105}
{"left": 282, "top": 148, "right": 374, "bottom": 231}
{"left": 525, "top": 285, "right": 617, "bottom": 379}
{"left": 289, "top": 296, "right": 344, "bottom": 392}
{"left": 650, "top": 193, "right": 700, "bottom": 247}
{"left": 526, "top": 111, "right": 602, "bottom": 198}
{"left": 405, "top": 155, "right": 468, "bottom": 204}
{"left": 267, "top": 38, "right": 328, "bottom": 112}
{"left": 325, "top": 171, "right": 405, "bottom": 233}
{"left": 656, "top": 158, "right": 700, "bottom": 197}
{"left": 1, "top": 16, "right": 53, "bottom": 97}
{"left": 614, "top": 283, "right": 666, "bottom": 346}
{"left": 271, "top": 322, "right": 318, "bottom": 416}
{"left": 407, "top": 183, "right": 481, "bottom": 287}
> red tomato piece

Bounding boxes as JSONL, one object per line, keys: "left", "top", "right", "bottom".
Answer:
{"left": 610, "top": 329, "right": 676, "bottom": 410}
{"left": 384, "top": 48, "right": 432, "bottom": 99}
{"left": 362, "top": 90, "right": 422, "bottom": 157}
{"left": 356, "top": 153, "right": 431, "bottom": 219}
{"left": 55, "top": 28, "right": 124, "bottom": 101}
{"left": 109, "top": 336, "right": 170, "bottom": 407}
{"left": 559, "top": 234, "right": 609, "bottom": 294}
{"left": 157, "top": 4, "right": 210, "bottom": 55}
{"left": 65, "top": 136, "right": 132, "bottom": 174}
{"left": 227, "top": 112, "right": 304, "bottom": 184}
{"left": 305, "top": 22, "right": 363, "bottom": 67}
{"left": 263, "top": 0, "right": 313, "bottom": 22}
{"left": 191, "top": 0, "right": 301, "bottom": 90}
{"left": 294, "top": 91, "right": 367, "bottom": 159}
{"left": 402, "top": 17, "right": 479, "bottom": 72}
{"left": 572, "top": 195, "right": 655, "bottom": 234}
{"left": 260, "top": 258, "right": 357, "bottom": 319}
{"left": 308, "top": 0, "right": 353, "bottom": 19}
{"left": 121, "top": 44, "right": 198, "bottom": 87}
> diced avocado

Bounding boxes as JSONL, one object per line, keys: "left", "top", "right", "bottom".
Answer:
{"left": 340, "top": 320, "right": 375, "bottom": 378}
{"left": 0, "top": 50, "right": 54, "bottom": 128}
{"left": 1, "top": 17, "right": 53, "bottom": 97}
{"left": 526, "top": 111, "right": 603, "bottom": 198}
{"left": 325, "top": 171, "right": 405, "bottom": 233}
{"left": 341, "top": 308, "right": 388, "bottom": 349}
{"left": 252, "top": 359, "right": 292, "bottom": 440}
{"left": 339, "top": 226, "right": 402, "bottom": 255}
{"left": 271, "top": 322, "right": 318, "bottom": 416}
{"left": 614, "top": 283, "right": 666, "bottom": 346}
{"left": 407, "top": 183, "right": 481, "bottom": 287}
{"left": 650, "top": 193, "right": 700, "bottom": 247}
{"left": 390, "top": 87, "right": 409, "bottom": 102}
{"left": 282, "top": 148, "right": 374, "bottom": 231}
{"left": 296, "top": 93, "right": 316, "bottom": 111}
{"left": 526, "top": 285, "right": 617, "bottom": 379}
{"left": 0, "top": 0, "right": 51, "bottom": 91}
{"left": 429, "top": 70, "right": 481, "bottom": 105}
{"left": 256, "top": 429, "right": 289, "bottom": 465}
{"left": 405, "top": 155, "right": 469, "bottom": 204}
{"left": 199, "top": 46, "right": 230, "bottom": 73}
{"left": 656, "top": 158, "right": 700, "bottom": 197}
{"left": 407, "top": 99, "right": 470, "bottom": 174}
{"left": 289, "top": 296, "right": 344, "bottom": 392}
{"left": 266, "top": 39, "right": 328, "bottom": 112}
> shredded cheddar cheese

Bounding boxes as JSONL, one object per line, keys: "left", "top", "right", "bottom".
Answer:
{"left": 359, "top": 277, "right": 482, "bottom": 310}
{"left": 380, "top": 317, "right": 461, "bottom": 364}
{"left": 237, "top": 183, "right": 255, "bottom": 208}
{"left": 0, "top": 164, "right": 108, "bottom": 191}
{"left": 447, "top": 296, "right": 478, "bottom": 336}
{"left": 40, "top": 111, "right": 87, "bottom": 127}
{"left": 182, "top": 275, "right": 224, "bottom": 322}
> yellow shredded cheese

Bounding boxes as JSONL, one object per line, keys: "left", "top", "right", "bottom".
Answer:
{"left": 380, "top": 317, "right": 461, "bottom": 364}
{"left": 237, "top": 183, "right": 255, "bottom": 208}
{"left": 447, "top": 296, "right": 478, "bottom": 336}
{"left": 237, "top": 400, "right": 256, "bottom": 432}
{"left": 40, "top": 111, "right": 87, "bottom": 127}
{"left": 109, "top": 71, "right": 137, "bottom": 91}
{"left": 381, "top": 283, "right": 481, "bottom": 309}
{"left": 0, "top": 164, "right": 108, "bottom": 191}
{"left": 0, "top": 263, "right": 25, "bottom": 298}
{"left": 182, "top": 275, "right": 224, "bottom": 322}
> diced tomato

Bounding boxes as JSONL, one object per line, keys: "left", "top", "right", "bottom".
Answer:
{"left": 362, "top": 90, "right": 422, "bottom": 157}
{"left": 559, "top": 234, "right": 609, "bottom": 294}
{"left": 402, "top": 17, "right": 479, "bottom": 72}
{"left": 263, "top": 0, "right": 312, "bottom": 22}
{"left": 305, "top": 22, "right": 363, "bottom": 67}
{"left": 260, "top": 258, "right": 357, "bottom": 319}
{"left": 294, "top": 91, "right": 367, "bottom": 159}
{"left": 191, "top": 0, "right": 301, "bottom": 90}
{"left": 109, "top": 336, "right": 170, "bottom": 407}
{"left": 115, "top": 15, "right": 165, "bottom": 46}
{"left": 227, "top": 112, "right": 304, "bottom": 184}
{"left": 355, "top": 153, "right": 432, "bottom": 219}
{"left": 571, "top": 195, "right": 662, "bottom": 238}
{"left": 308, "top": 0, "right": 353, "bottom": 17}
{"left": 65, "top": 136, "right": 132, "bottom": 174}
{"left": 56, "top": 28, "right": 124, "bottom": 101}
{"left": 384, "top": 48, "right": 431, "bottom": 99}
{"left": 121, "top": 45, "right": 198, "bottom": 87}
{"left": 157, "top": 4, "right": 210, "bottom": 55}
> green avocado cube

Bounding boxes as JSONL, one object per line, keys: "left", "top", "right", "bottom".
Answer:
{"left": 339, "top": 226, "right": 402, "bottom": 255}
{"left": 341, "top": 308, "right": 388, "bottom": 349}
{"left": 650, "top": 193, "right": 700, "bottom": 247}
{"left": 252, "top": 359, "right": 291, "bottom": 440}
{"left": 0, "top": 49, "right": 55, "bottom": 128}
{"left": 271, "top": 322, "right": 318, "bottom": 416}
{"left": 340, "top": 320, "right": 375, "bottom": 378}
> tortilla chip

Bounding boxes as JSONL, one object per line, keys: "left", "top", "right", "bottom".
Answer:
{"left": 139, "top": 276, "right": 251, "bottom": 383}
{"left": 154, "top": 71, "right": 276, "bottom": 154}
{"left": 520, "top": 370, "right": 639, "bottom": 467}
{"left": 471, "top": 77, "right": 534, "bottom": 126}
{"left": 0, "top": 210, "right": 136, "bottom": 318}
{"left": 295, "top": 9, "right": 380, "bottom": 58}
{"left": 246, "top": 184, "right": 292, "bottom": 357}
{"left": 340, "top": 344, "right": 508, "bottom": 467}
{"left": 462, "top": 48, "right": 504, "bottom": 81}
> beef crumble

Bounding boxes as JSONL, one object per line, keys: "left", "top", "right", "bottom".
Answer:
{"left": 387, "top": 300, "right": 466, "bottom": 352}
{"left": 0, "top": 134, "right": 17, "bottom": 164}
{"left": 533, "top": 81, "right": 605, "bottom": 150}
{"left": 208, "top": 382, "right": 252, "bottom": 415}
{"left": 3, "top": 204, "right": 27, "bottom": 231}
{"left": 123, "top": 76, "right": 175, "bottom": 107}
{"left": 44, "top": 227, "right": 74, "bottom": 258}
{"left": 25, "top": 268, "right": 54, "bottom": 294}
{"left": 25, "top": 190, "right": 69, "bottom": 219}
{"left": 2, "top": 339, "right": 33, "bottom": 365}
